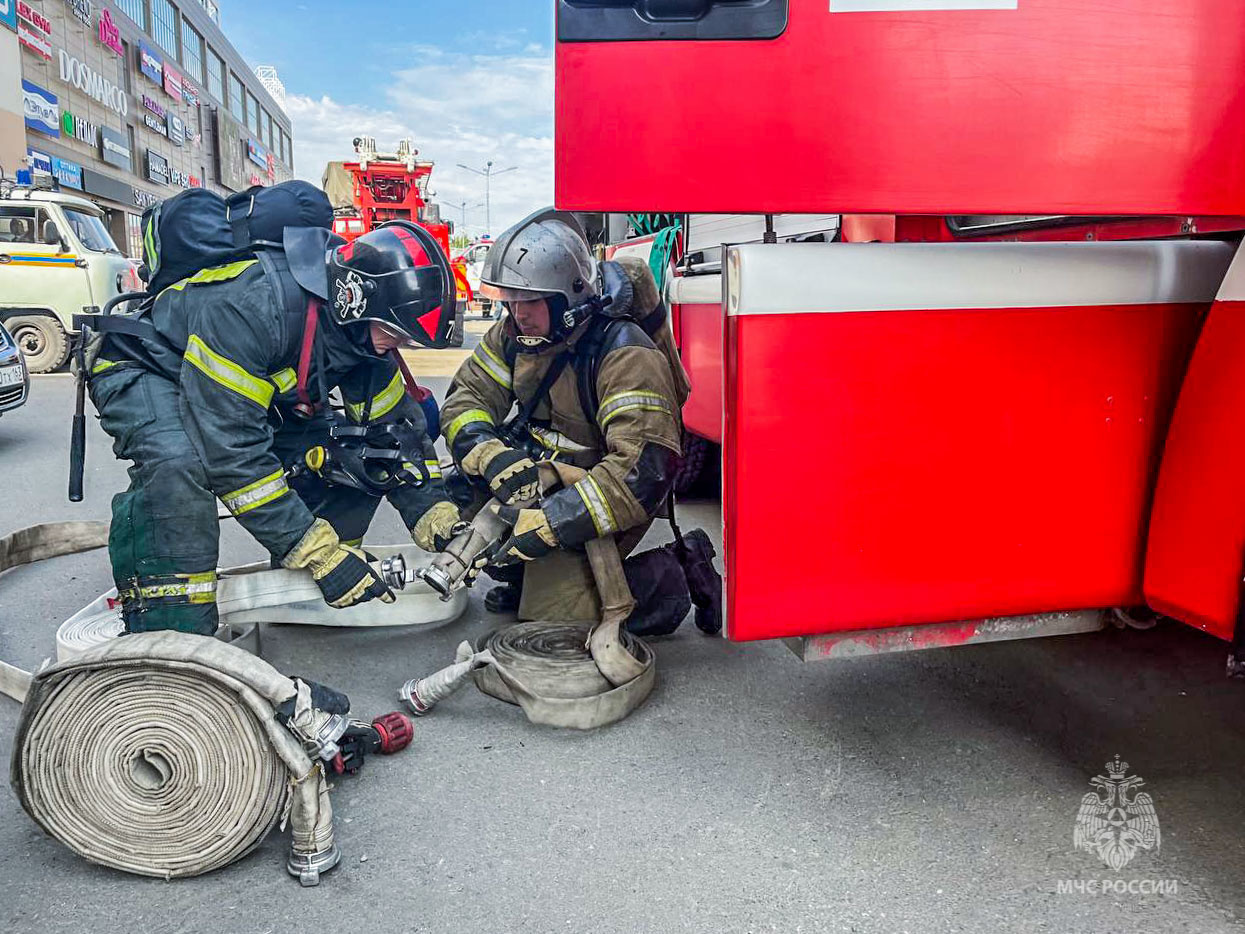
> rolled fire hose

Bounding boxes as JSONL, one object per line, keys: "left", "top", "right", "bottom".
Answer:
{"left": 401, "top": 463, "right": 655, "bottom": 729}
{"left": 11, "top": 632, "right": 332, "bottom": 881}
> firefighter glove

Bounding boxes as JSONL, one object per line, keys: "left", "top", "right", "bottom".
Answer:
{"left": 481, "top": 447, "right": 541, "bottom": 506}
{"left": 411, "top": 500, "right": 468, "bottom": 552}
{"left": 283, "top": 518, "right": 396, "bottom": 609}
{"left": 494, "top": 506, "right": 559, "bottom": 565}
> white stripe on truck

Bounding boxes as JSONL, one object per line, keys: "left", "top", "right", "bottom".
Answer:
{"left": 831, "top": 0, "right": 1018, "bottom": 11}
{"left": 726, "top": 241, "right": 1235, "bottom": 316}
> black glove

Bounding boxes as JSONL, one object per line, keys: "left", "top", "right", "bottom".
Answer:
{"left": 494, "top": 505, "right": 558, "bottom": 565}
{"left": 315, "top": 547, "right": 396, "bottom": 609}
{"left": 482, "top": 447, "right": 541, "bottom": 505}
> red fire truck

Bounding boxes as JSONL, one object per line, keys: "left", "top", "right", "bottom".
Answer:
{"left": 555, "top": 1, "right": 1245, "bottom": 667}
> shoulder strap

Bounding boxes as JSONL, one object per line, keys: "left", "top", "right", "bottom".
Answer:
{"left": 501, "top": 352, "right": 571, "bottom": 445}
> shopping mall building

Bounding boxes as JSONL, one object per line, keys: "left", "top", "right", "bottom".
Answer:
{"left": 0, "top": 0, "right": 293, "bottom": 257}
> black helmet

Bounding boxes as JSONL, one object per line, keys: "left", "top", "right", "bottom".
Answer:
{"left": 326, "top": 221, "right": 454, "bottom": 348}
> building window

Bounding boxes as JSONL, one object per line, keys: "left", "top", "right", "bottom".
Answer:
{"left": 152, "top": 0, "right": 178, "bottom": 61}
{"left": 229, "top": 73, "right": 244, "bottom": 122}
{"left": 207, "top": 50, "right": 224, "bottom": 103}
{"left": 116, "top": 0, "right": 145, "bottom": 29}
{"left": 181, "top": 22, "right": 204, "bottom": 84}
{"left": 279, "top": 130, "right": 287, "bottom": 165}
{"left": 263, "top": 111, "right": 273, "bottom": 149}
{"left": 246, "top": 92, "right": 260, "bottom": 135}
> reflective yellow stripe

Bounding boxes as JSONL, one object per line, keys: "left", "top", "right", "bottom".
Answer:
{"left": 122, "top": 572, "right": 218, "bottom": 605}
{"left": 91, "top": 358, "right": 119, "bottom": 375}
{"left": 270, "top": 368, "right": 297, "bottom": 393}
{"left": 341, "top": 538, "right": 363, "bottom": 549}
{"left": 161, "top": 259, "right": 258, "bottom": 296}
{"left": 185, "top": 334, "right": 275, "bottom": 409}
{"left": 346, "top": 370, "right": 405, "bottom": 422}
{"left": 574, "top": 474, "right": 618, "bottom": 536}
{"left": 529, "top": 426, "right": 594, "bottom": 455}
{"left": 222, "top": 469, "right": 290, "bottom": 516}
{"left": 445, "top": 408, "right": 495, "bottom": 448}
{"left": 143, "top": 216, "right": 156, "bottom": 269}
{"left": 424, "top": 459, "right": 443, "bottom": 479}
{"left": 598, "top": 390, "right": 673, "bottom": 428}
{"left": 472, "top": 342, "right": 513, "bottom": 389}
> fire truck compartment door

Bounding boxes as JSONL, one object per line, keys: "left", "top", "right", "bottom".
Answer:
{"left": 556, "top": 0, "right": 1245, "bottom": 216}
{"left": 1144, "top": 246, "right": 1245, "bottom": 642}
{"left": 723, "top": 240, "right": 1233, "bottom": 642}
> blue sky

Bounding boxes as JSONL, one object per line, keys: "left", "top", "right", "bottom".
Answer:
{"left": 223, "top": 1, "right": 557, "bottom": 238}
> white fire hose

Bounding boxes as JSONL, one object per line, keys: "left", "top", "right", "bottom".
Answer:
{"left": 0, "top": 520, "right": 460, "bottom": 884}
{"left": 401, "top": 463, "right": 656, "bottom": 729}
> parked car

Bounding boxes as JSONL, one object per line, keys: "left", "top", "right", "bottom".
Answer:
{"left": 0, "top": 318, "right": 30, "bottom": 417}
{"left": 0, "top": 182, "right": 142, "bottom": 373}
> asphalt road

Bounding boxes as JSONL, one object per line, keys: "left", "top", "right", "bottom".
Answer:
{"left": 2, "top": 366, "right": 1245, "bottom": 934}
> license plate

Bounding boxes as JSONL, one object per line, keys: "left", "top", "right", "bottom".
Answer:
{"left": 0, "top": 365, "right": 25, "bottom": 388}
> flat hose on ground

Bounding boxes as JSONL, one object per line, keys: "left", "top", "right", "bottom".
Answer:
{"left": 11, "top": 633, "right": 321, "bottom": 880}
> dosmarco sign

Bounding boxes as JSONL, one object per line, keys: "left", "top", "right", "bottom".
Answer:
{"left": 59, "top": 50, "right": 129, "bottom": 117}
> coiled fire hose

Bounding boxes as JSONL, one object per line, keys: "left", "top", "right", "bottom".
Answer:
{"left": 400, "top": 463, "right": 656, "bottom": 729}
{"left": 1, "top": 521, "right": 416, "bottom": 885}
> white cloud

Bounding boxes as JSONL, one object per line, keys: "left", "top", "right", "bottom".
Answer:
{"left": 287, "top": 45, "right": 553, "bottom": 239}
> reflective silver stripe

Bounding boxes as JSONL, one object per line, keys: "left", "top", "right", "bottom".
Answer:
{"left": 574, "top": 475, "right": 618, "bottom": 536}
{"left": 472, "top": 342, "right": 513, "bottom": 390}
{"left": 424, "top": 459, "right": 443, "bottom": 479}
{"left": 222, "top": 470, "right": 290, "bottom": 516}
{"left": 725, "top": 241, "right": 1236, "bottom": 316}
{"left": 598, "top": 391, "right": 673, "bottom": 428}
{"left": 529, "top": 425, "right": 594, "bottom": 455}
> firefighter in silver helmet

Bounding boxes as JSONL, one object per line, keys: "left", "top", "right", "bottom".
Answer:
{"left": 440, "top": 208, "right": 702, "bottom": 626}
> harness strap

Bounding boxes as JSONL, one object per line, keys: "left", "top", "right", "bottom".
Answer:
{"left": 295, "top": 300, "right": 321, "bottom": 417}
{"left": 390, "top": 349, "right": 430, "bottom": 403}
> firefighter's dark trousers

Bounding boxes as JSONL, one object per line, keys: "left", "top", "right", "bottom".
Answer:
{"left": 91, "top": 366, "right": 383, "bottom": 635}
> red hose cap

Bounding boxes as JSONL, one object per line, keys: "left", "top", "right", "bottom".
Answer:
{"left": 371, "top": 711, "right": 414, "bottom": 754}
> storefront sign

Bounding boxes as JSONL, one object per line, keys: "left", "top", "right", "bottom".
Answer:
{"left": 142, "top": 113, "right": 168, "bottom": 137}
{"left": 246, "top": 138, "right": 269, "bottom": 169}
{"left": 189, "top": 175, "right": 202, "bottom": 188}
{"left": 132, "top": 187, "right": 160, "bottom": 209}
{"left": 146, "top": 150, "right": 169, "bottom": 185}
{"left": 65, "top": 0, "right": 91, "bottom": 26}
{"left": 169, "top": 167, "right": 190, "bottom": 188}
{"left": 0, "top": 0, "right": 18, "bottom": 33}
{"left": 99, "top": 125, "right": 132, "bottom": 172}
{"left": 78, "top": 168, "right": 132, "bottom": 205}
{"left": 181, "top": 83, "right": 199, "bottom": 107}
{"left": 26, "top": 148, "right": 52, "bottom": 175}
{"left": 138, "top": 41, "right": 163, "bottom": 86}
{"left": 59, "top": 50, "right": 129, "bottom": 117}
{"left": 167, "top": 113, "right": 185, "bottom": 147}
{"left": 163, "top": 65, "right": 183, "bottom": 103}
{"left": 142, "top": 95, "right": 166, "bottom": 119}
{"left": 22, "top": 80, "right": 59, "bottom": 136}
{"left": 97, "top": 8, "right": 122, "bottom": 56}
{"left": 17, "top": 2, "right": 51, "bottom": 59}
{"left": 52, "top": 156, "right": 84, "bottom": 191}
{"left": 60, "top": 109, "right": 100, "bottom": 146}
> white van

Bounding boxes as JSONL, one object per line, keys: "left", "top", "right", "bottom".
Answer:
{"left": 0, "top": 185, "right": 142, "bottom": 372}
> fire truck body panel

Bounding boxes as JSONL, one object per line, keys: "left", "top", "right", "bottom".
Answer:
{"left": 722, "top": 240, "right": 1233, "bottom": 641}
{"left": 556, "top": 0, "right": 1245, "bottom": 217}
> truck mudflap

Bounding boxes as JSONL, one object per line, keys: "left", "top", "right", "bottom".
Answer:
{"left": 1144, "top": 244, "right": 1245, "bottom": 642}
{"left": 556, "top": 0, "right": 1245, "bottom": 216}
{"left": 722, "top": 240, "right": 1234, "bottom": 642}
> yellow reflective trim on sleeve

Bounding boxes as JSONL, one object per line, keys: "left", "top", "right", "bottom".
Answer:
{"left": 472, "top": 341, "right": 513, "bottom": 390}
{"left": 424, "top": 459, "right": 443, "bottom": 479}
{"left": 445, "top": 408, "right": 496, "bottom": 448}
{"left": 161, "top": 259, "right": 259, "bottom": 296}
{"left": 574, "top": 474, "right": 618, "bottom": 536}
{"left": 221, "top": 469, "right": 290, "bottom": 516}
{"left": 341, "top": 538, "right": 363, "bottom": 549}
{"left": 270, "top": 368, "right": 297, "bottom": 393}
{"left": 185, "top": 334, "right": 275, "bottom": 409}
{"left": 598, "top": 390, "right": 674, "bottom": 429}
{"left": 346, "top": 370, "right": 405, "bottom": 422}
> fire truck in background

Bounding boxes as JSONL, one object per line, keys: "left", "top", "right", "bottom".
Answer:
{"left": 557, "top": 0, "right": 1245, "bottom": 669}
{"left": 322, "top": 137, "right": 469, "bottom": 344}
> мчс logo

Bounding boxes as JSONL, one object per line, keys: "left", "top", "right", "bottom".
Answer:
{"left": 1073, "top": 756, "right": 1161, "bottom": 871}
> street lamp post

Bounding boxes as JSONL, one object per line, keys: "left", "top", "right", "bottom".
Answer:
{"left": 456, "top": 161, "right": 518, "bottom": 238}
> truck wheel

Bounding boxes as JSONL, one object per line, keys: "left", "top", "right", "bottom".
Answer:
{"left": 8, "top": 315, "right": 69, "bottom": 373}
{"left": 673, "top": 431, "right": 712, "bottom": 495}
